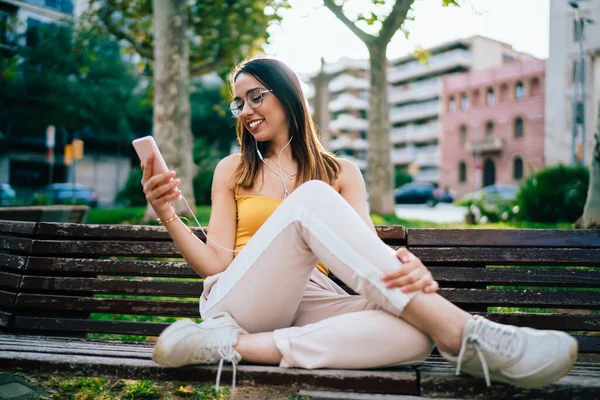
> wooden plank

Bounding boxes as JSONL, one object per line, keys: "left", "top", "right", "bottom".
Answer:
{"left": 408, "top": 229, "right": 600, "bottom": 248}
{"left": 429, "top": 267, "right": 600, "bottom": 287}
{"left": 0, "top": 310, "right": 11, "bottom": 328}
{"left": 0, "top": 290, "right": 16, "bottom": 309}
{"left": 438, "top": 288, "right": 600, "bottom": 308}
{"left": 20, "top": 276, "right": 203, "bottom": 296}
{"left": 0, "top": 253, "right": 27, "bottom": 271}
{"left": 481, "top": 313, "right": 600, "bottom": 332}
{"left": 0, "top": 352, "right": 419, "bottom": 395}
{"left": 24, "top": 257, "right": 196, "bottom": 277}
{"left": 13, "top": 317, "right": 167, "bottom": 336}
{"left": 35, "top": 222, "right": 173, "bottom": 240}
{"left": 0, "top": 220, "right": 37, "bottom": 236}
{"left": 409, "top": 247, "right": 600, "bottom": 266}
{"left": 419, "top": 365, "right": 600, "bottom": 399}
{"left": 15, "top": 294, "right": 199, "bottom": 316}
{"left": 30, "top": 239, "right": 182, "bottom": 257}
{"left": 375, "top": 226, "right": 407, "bottom": 245}
{"left": 0, "top": 271, "right": 21, "bottom": 290}
{"left": 0, "top": 236, "right": 32, "bottom": 253}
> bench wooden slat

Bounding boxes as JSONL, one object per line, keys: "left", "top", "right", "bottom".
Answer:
{"left": 0, "top": 253, "right": 27, "bottom": 271}
{"left": 20, "top": 276, "right": 203, "bottom": 296}
{"left": 0, "top": 310, "right": 11, "bottom": 328}
{"left": 24, "top": 257, "right": 196, "bottom": 277}
{"left": 35, "top": 222, "right": 173, "bottom": 240}
{"left": 0, "top": 236, "right": 32, "bottom": 253}
{"left": 15, "top": 294, "right": 199, "bottom": 316}
{"left": 30, "top": 239, "right": 182, "bottom": 257}
{"left": 0, "top": 272, "right": 22, "bottom": 290}
{"left": 439, "top": 288, "right": 600, "bottom": 308}
{"left": 0, "top": 290, "right": 16, "bottom": 309}
{"left": 408, "top": 229, "right": 600, "bottom": 248}
{"left": 0, "top": 220, "right": 37, "bottom": 236}
{"left": 12, "top": 313, "right": 600, "bottom": 337}
{"left": 429, "top": 267, "right": 600, "bottom": 287}
{"left": 409, "top": 247, "right": 600, "bottom": 265}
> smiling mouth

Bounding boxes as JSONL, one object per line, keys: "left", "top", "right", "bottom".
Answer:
{"left": 248, "top": 119, "right": 264, "bottom": 130}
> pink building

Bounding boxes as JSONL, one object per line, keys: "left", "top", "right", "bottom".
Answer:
{"left": 440, "top": 59, "right": 545, "bottom": 197}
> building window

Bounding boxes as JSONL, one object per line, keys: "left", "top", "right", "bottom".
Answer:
{"left": 572, "top": 59, "right": 581, "bottom": 84}
{"left": 486, "top": 88, "right": 495, "bottom": 106}
{"left": 514, "top": 157, "right": 523, "bottom": 180}
{"left": 460, "top": 93, "right": 469, "bottom": 110}
{"left": 515, "top": 82, "right": 524, "bottom": 100}
{"left": 472, "top": 90, "right": 480, "bottom": 107}
{"left": 459, "top": 161, "right": 467, "bottom": 183}
{"left": 514, "top": 117, "right": 524, "bottom": 138}
{"left": 503, "top": 53, "right": 516, "bottom": 63}
{"left": 459, "top": 125, "right": 468, "bottom": 143}
{"left": 0, "top": 12, "right": 8, "bottom": 44}
{"left": 485, "top": 121, "right": 494, "bottom": 137}
{"left": 448, "top": 96, "right": 456, "bottom": 112}
{"left": 573, "top": 19, "right": 584, "bottom": 42}
{"left": 26, "top": 18, "right": 46, "bottom": 47}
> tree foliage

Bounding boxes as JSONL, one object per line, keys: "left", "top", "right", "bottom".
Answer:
{"left": 0, "top": 23, "right": 150, "bottom": 142}
{"left": 83, "top": 0, "right": 291, "bottom": 77}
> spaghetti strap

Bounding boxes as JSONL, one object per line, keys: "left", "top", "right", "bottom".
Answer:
{"left": 235, "top": 184, "right": 240, "bottom": 196}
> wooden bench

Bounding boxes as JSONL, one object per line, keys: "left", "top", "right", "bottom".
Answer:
{"left": 0, "top": 220, "right": 599, "bottom": 398}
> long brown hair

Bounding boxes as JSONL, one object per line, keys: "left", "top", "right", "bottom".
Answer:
{"left": 230, "top": 58, "right": 340, "bottom": 190}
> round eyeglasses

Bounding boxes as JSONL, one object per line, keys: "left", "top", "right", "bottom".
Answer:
{"left": 229, "top": 89, "right": 272, "bottom": 118}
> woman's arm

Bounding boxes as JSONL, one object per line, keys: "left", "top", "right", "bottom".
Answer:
{"left": 141, "top": 154, "right": 238, "bottom": 278}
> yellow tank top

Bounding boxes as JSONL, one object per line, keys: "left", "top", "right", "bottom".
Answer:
{"left": 235, "top": 193, "right": 328, "bottom": 275}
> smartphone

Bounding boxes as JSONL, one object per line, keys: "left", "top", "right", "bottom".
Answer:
{"left": 132, "top": 136, "right": 170, "bottom": 176}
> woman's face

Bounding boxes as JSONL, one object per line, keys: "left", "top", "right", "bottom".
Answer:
{"left": 233, "top": 72, "right": 288, "bottom": 143}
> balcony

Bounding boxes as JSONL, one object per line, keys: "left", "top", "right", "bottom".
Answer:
{"left": 466, "top": 136, "right": 505, "bottom": 154}
{"left": 413, "top": 169, "right": 440, "bottom": 183}
{"left": 389, "top": 101, "right": 440, "bottom": 124}
{"left": 391, "top": 147, "right": 417, "bottom": 165}
{"left": 388, "top": 49, "right": 473, "bottom": 84}
{"left": 389, "top": 78, "right": 441, "bottom": 104}
{"left": 329, "top": 74, "right": 369, "bottom": 93}
{"left": 413, "top": 146, "right": 440, "bottom": 167}
{"left": 329, "top": 93, "right": 368, "bottom": 113}
{"left": 330, "top": 137, "right": 368, "bottom": 152}
{"left": 329, "top": 114, "right": 368, "bottom": 132}
{"left": 390, "top": 122, "right": 440, "bottom": 144}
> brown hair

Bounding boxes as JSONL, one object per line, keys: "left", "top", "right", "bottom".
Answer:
{"left": 230, "top": 58, "right": 339, "bottom": 190}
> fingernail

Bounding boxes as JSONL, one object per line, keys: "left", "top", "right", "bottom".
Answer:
{"left": 402, "top": 256, "right": 409, "bottom": 262}
{"left": 170, "top": 171, "right": 176, "bottom": 176}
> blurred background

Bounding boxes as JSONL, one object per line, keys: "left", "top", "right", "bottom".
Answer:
{"left": 0, "top": 0, "right": 597, "bottom": 228}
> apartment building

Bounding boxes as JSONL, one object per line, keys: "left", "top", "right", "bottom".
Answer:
{"left": 306, "top": 36, "right": 534, "bottom": 184}
{"left": 440, "top": 59, "right": 546, "bottom": 198}
{"left": 545, "top": 0, "right": 600, "bottom": 166}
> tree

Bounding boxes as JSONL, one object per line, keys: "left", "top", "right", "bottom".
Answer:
{"left": 84, "top": 0, "right": 289, "bottom": 218}
{"left": 576, "top": 102, "right": 600, "bottom": 228}
{"left": 0, "top": 23, "right": 149, "bottom": 145}
{"left": 322, "top": 0, "right": 458, "bottom": 214}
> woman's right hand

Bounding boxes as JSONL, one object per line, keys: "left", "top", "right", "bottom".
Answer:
{"left": 141, "top": 153, "right": 181, "bottom": 219}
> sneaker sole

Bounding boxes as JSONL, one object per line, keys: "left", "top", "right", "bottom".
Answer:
{"left": 152, "top": 319, "right": 197, "bottom": 367}
{"left": 491, "top": 333, "right": 579, "bottom": 389}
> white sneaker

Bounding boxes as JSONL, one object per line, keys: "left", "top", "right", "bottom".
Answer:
{"left": 152, "top": 312, "right": 248, "bottom": 391}
{"left": 440, "top": 316, "right": 578, "bottom": 388}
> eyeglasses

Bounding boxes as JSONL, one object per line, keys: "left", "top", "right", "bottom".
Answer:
{"left": 229, "top": 89, "right": 272, "bottom": 118}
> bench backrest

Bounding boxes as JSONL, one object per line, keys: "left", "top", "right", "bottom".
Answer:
{"left": 1, "top": 220, "right": 599, "bottom": 354}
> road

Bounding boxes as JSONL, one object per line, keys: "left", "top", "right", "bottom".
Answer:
{"left": 395, "top": 203, "right": 468, "bottom": 224}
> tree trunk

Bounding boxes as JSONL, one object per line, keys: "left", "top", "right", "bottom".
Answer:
{"left": 366, "top": 45, "right": 395, "bottom": 214}
{"left": 577, "top": 102, "right": 600, "bottom": 228}
{"left": 144, "top": 0, "right": 196, "bottom": 221}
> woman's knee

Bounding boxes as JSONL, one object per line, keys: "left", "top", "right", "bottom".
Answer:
{"left": 289, "top": 180, "right": 338, "bottom": 205}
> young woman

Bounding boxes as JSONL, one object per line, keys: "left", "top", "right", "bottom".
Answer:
{"left": 141, "top": 58, "right": 577, "bottom": 390}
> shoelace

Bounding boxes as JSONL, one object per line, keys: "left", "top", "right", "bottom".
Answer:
{"left": 215, "top": 343, "right": 239, "bottom": 394}
{"left": 455, "top": 319, "right": 519, "bottom": 387}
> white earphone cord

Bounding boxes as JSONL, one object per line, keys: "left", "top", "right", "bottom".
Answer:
{"left": 177, "top": 136, "right": 294, "bottom": 254}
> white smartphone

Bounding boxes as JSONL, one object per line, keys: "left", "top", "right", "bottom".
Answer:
{"left": 132, "top": 136, "right": 170, "bottom": 176}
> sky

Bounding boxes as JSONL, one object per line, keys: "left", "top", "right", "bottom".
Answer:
{"left": 264, "top": 0, "right": 550, "bottom": 75}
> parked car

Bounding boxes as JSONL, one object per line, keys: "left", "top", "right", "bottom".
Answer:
{"left": 34, "top": 183, "right": 99, "bottom": 207}
{"left": 394, "top": 182, "right": 439, "bottom": 207}
{"left": 461, "top": 184, "right": 519, "bottom": 209}
{"left": 0, "top": 183, "right": 17, "bottom": 206}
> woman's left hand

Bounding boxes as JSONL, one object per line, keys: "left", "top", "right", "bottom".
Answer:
{"left": 381, "top": 248, "right": 439, "bottom": 293}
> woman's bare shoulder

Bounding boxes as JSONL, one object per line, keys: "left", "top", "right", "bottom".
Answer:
{"left": 334, "top": 158, "right": 364, "bottom": 191}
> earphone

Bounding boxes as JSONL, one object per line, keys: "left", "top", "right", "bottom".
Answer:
{"left": 173, "top": 136, "right": 295, "bottom": 254}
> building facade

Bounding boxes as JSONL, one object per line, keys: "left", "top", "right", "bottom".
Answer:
{"left": 545, "top": 0, "right": 600, "bottom": 167}
{"left": 440, "top": 59, "right": 546, "bottom": 197}
{"left": 306, "top": 35, "right": 534, "bottom": 184}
